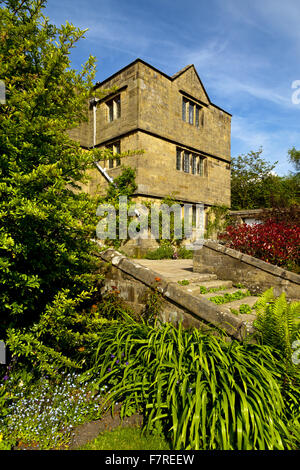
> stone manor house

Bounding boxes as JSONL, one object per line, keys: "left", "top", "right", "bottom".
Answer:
{"left": 69, "top": 59, "right": 231, "bottom": 244}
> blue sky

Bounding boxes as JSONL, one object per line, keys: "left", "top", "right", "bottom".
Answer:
{"left": 44, "top": 0, "right": 300, "bottom": 175}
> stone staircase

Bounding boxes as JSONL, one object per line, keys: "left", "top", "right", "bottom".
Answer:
{"left": 134, "top": 259, "right": 259, "bottom": 324}
{"left": 178, "top": 273, "right": 258, "bottom": 322}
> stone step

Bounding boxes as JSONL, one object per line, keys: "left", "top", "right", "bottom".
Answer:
{"left": 183, "top": 280, "right": 233, "bottom": 296}
{"left": 179, "top": 273, "right": 218, "bottom": 283}
{"left": 196, "top": 279, "right": 233, "bottom": 290}
{"left": 201, "top": 288, "right": 249, "bottom": 299}
{"left": 184, "top": 285, "right": 206, "bottom": 295}
{"left": 223, "top": 296, "right": 259, "bottom": 310}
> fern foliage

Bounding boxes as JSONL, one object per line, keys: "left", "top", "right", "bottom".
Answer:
{"left": 254, "top": 288, "right": 300, "bottom": 367}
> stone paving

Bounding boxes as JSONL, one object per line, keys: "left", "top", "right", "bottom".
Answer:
{"left": 132, "top": 259, "right": 208, "bottom": 282}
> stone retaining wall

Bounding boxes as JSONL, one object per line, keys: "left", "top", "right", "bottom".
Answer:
{"left": 98, "top": 248, "right": 256, "bottom": 342}
{"left": 193, "top": 241, "right": 300, "bottom": 300}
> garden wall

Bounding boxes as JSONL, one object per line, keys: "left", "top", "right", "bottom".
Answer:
{"left": 193, "top": 240, "right": 300, "bottom": 300}
{"left": 97, "top": 248, "right": 256, "bottom": 342}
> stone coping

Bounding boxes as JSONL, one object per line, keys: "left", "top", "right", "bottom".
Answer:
{"left": 99, "top": 248, "right": 256, "bottom": 341}
{"left": 229, "top": 209, "right": 264, "bottom": 216}
{"left": 197, "top": 240, "right": 300, "bottom": 285}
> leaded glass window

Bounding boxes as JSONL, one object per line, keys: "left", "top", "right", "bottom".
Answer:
{"left": 197, "top": 157, "right": 204, "bottom": 176}
{"left": 189, "top": 102, "right": 194, "bottom": 124}
{"left": 184, "top": 151, "right": 190, "bottom": 173}
{"left": 192, "top": 155, "right": 197, "bottom": 174}
{"left": 195, "top": 105, "right": 200, "bottom": 127}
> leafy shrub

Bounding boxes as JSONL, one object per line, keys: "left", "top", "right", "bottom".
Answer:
{"left": 145, "top": 244, "right": 193, "bottom": 260}
{"left": 259, "top": 204, "right": 300, "bottom": 226}
{"left": 220, "top": 220, "right": 300, "bottom": 271}
{"left": 82, "top": 318, "right": 299, "bottom": 450}
{"left": 4, "top": 288, "right": 135, "bottom": 376}
{"left": 177, "top": 246, "right": 193, "bottom": 259}
{"left": 0, "top": 0, "right": 114, "bottom": 378}
{"left": 0, "top": 0, "right": 103, "bottom": 339}
{"left": 145, "top": 245, "right": 174, "bottom": 259}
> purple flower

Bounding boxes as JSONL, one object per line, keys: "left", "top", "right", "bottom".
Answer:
{"left": 116, "top": 359, "right": 119, "bottom": 364}
{"left": 110, "top": 354, "right": 115, "bottom": 358}
{"left": 125, "top": 362, "right": 129, "bottom": 366}
{"left": 3, "top": 375, "right": 9, "bottom": 381}
{"left": 108, "top": 368, "right": 111, "bottom": 372}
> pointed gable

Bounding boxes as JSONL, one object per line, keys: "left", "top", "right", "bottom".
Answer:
{"left": 172, "top": 64, "right": 210, "bottom": 106}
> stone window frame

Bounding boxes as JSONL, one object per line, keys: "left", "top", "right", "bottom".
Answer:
{"left": 181, "top": 96, "right": 203, "bottom": 128}
{"left": 106, "top": 94, "right": 121, "bottom": 122}
{"left": 106, "top": 140, "right": 121, "bottom": 168}
{"left": 176, "top": 146, "right": 206, "bottom": 176}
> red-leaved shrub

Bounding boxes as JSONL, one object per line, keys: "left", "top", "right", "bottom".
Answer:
{"left": 219, "top": 220, "right": 300, "bottom": 271}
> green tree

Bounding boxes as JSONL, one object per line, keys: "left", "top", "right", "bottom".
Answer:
{"left": 0, "top": 0, "right": 107, "bottom": 365}
{"left": 288, "top": 147, "right": 300, "bottom": 174}
{"left": 231, "top": 148, "right": 299, "bottom": 210}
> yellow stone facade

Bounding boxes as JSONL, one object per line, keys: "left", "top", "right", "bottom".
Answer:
{"left": 70, "top": 59, "right": 231, "bottom": 208}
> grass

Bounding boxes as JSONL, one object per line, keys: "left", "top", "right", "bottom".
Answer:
{"left": 79, "top": 425, "right": 171, "bottom": 450}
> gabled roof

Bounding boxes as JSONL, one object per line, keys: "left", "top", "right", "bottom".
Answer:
{"left": 171, "top": 64, "right": 193, "bottom": 79}
{"left": 94, "top": 58, "right": 231, "bottom": 116}
{"left": 171, "top": 63, "right": 211, "bottom": 106}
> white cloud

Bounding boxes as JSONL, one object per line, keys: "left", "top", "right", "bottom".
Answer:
{"left": 219, "top": 0, "right": 300, "bottom": 46}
